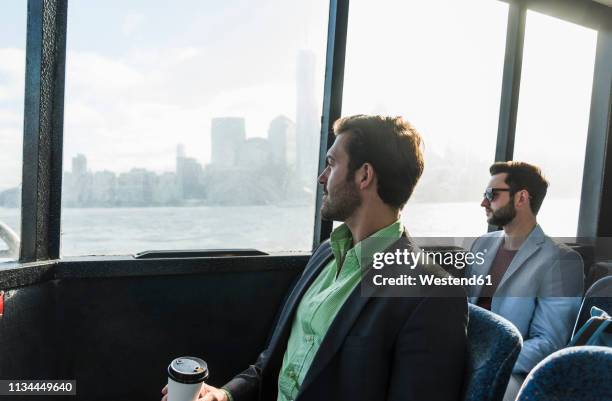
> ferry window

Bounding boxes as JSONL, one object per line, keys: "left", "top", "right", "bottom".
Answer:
{"left": 342, "top": 0, "right": 508, "bottom": 236}
{"left": 513, "top": 11, "right": 597, "bottom": 237}
{"left": 0, "top": 2, "right": 26, "bottom": 262}
{"left": 61, "top": 0, "right": 328, "bottom": 255}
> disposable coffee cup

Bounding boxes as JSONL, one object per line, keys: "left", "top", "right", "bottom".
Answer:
{"left": 167, "top": 356, "right": 209, "bottom": 401}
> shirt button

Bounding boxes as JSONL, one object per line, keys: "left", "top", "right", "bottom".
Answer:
{"left": 305, "top": 335, "right": 313, "bottom": 342}
{"left": 288, "top": 370, "right": 296, "bottom": 379}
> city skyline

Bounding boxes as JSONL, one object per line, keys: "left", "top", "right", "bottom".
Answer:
{"left": 59, "top": 111, "right": 313, "bottom": 208}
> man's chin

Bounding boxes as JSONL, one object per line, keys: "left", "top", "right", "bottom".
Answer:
{"left": 321, "top": 214, "right": 333, "bottom": 221}
{"left": 320, "top": 206, "right": 332, "bottom": 221}
{"left": 486, "top": 216, "right": 500, "bottom": 226}
{"left": 321, "top": 207, "right": 342, "bottom": 222}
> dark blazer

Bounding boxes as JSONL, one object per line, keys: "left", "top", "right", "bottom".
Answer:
{"left": 224, "top": 232, "right": 468, "bottom": 401}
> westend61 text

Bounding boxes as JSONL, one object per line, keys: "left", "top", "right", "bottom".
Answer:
{"left": 372, "top": 249, "right": 486, "bottom": 270}
{"left": 373, "top": 274, "right": 492, "bottom": 287}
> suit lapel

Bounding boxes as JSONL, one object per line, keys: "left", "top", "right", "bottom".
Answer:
{"left": 298, "top": 286, "right": 369, "bottom": 392}
{"left": 299, "top": 232, "right": 412, "bottom": 393}
{"left": 495, "top": 225, "right": 546, "bottom": 295}
{"left": 268, "top": 243, "right": 333, "bottom": 351}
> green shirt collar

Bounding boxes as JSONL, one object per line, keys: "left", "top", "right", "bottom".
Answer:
{"left": 329, "top": 220, "right": 404, "bottom": 269}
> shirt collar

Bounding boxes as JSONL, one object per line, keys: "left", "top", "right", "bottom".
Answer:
{"left": 329, "top": 220, "right": 404, "bottom": 269}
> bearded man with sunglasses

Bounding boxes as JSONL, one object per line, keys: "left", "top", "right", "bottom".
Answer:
{"left": 465, "top": 161, "right": 583, "bottom": 401}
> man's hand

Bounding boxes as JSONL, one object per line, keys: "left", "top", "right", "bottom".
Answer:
{"left": 161, "top": 383, "right": 229, "bottom": 401}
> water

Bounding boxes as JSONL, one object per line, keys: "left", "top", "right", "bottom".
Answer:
{"left": 0, "top": 199, "right": 580, "bottom": 257}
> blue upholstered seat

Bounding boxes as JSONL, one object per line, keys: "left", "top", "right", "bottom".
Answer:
{"left": 573, "top": 275, "right": 612, "bottom": 337}
{"left": 584, "top": 261, "right": 612, "bottom": 292}
{"left": 516, "top": 346, "right": 612, "bottom": 401}
{"left": 462, "top": 304, "right": 523, "bottom": 401}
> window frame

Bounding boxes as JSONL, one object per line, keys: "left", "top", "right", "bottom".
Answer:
{"left": 493, "top": 0, "right": 612, "bottom": 238}
{"left": 19, "top": 0, "right": 67, "bottom": 262}
{"left": 12, "top": 0, "right": 612, "bottom": 265}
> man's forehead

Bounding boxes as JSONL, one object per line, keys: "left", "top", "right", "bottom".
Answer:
{"left": 328, "top": 133, "right": 349, "bottom": 158}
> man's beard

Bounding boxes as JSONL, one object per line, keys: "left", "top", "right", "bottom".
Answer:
{"left": 487, "top": 200, "right": 517, "bottom": 227}
{"left": 321, "top": 178, "right": 361, "bottom": 222}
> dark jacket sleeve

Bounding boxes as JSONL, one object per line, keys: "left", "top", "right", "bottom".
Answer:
{"left": 385, "top": 295, "right": 468, "bottom": 401}
{"left": 222, "top": 348, "right": 268, "bottom": 401}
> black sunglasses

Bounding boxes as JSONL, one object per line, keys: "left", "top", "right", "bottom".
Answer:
{"left": 483, "top": 187, "right": 511, "bottom": 202}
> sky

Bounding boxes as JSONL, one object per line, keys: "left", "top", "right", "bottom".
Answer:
{"left": 342, "top": 0, "right": 597, "bottom": 203}
{"left": 0, "top": 0, "right": 599, "bottom": 216}
{"left": 1, "top": 0, "right": 328, "bottom": 186}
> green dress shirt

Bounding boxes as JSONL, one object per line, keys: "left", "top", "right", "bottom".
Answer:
{"left": 276, "top": 220, "right": 404, "bottom": 401}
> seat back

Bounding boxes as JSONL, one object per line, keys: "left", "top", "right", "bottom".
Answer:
{"left": 567, "top": 243, "right": 594, "bottom": 284}
{"left": 573, "top": 275, "right": 612, "bottom": 337}
{"left": 462, "top": 304, "right": 523, "bottom": 401}
{"left": 585, "top": 261, "right": 612, "bottom": 292}
{"left": 516, "top": 346, "right": 612, "bottom": 401}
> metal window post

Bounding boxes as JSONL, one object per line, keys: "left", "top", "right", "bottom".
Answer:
{"left": 20, "top": 0, "right": 68, "bottom": 261}
{"left": 578, "top": 27, "right": 612, "bottom": 240}
{"left": 494, "top": 3, "right": 526, "bottom": 163}
{"left": 312, "top": 0, "right": 349, "bottom": 249}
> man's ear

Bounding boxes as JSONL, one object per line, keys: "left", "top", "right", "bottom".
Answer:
{"left": 516, "top": 189, "right": 530, "bottom": 208}
{"left": 357, "top": 163, "right": 376, "bottom": 189}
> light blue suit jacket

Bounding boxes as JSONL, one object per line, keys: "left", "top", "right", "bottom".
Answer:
{"left": 465, "top": 225, "right": 583, "bottom": 373}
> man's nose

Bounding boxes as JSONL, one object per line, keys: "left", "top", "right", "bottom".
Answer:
{"left": 318, "top": 167, "right": 328, "bottom": 185}
{"left": 481, "top": 197, "right": 489, "bottom": 208}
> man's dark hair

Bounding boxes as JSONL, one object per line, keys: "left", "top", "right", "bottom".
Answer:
{"left": 333, "top": 115, "right": 424, "bottom": 209}
{"left": 489, "top": 161, "right": 549, "bottom": 215}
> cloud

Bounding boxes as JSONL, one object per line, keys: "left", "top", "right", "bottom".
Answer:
{"left": 0, "top": 109, "right": 22, "bottom": 127}
{"left": 0, "top": 48, "right": 25, "bottom": 189}
{"left": 65, "top": 51, "right": 146, "bottom": 96}
{"left": 0, "top": 48, "right": 25, "bottom": 102}
{"left": 121, "top": 12, "right": 145, "bottom": 36}
{"left": 61, "top": 47, "right": 304, "bottom": 175}
{"left": 1, "top": 0, "right": 328, "bottom": 184}
{"left": 0, "top": 125, "right": 23, "bottom": 190}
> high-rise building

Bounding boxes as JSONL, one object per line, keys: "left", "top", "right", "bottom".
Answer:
{"left": 72, "top": 154, "right": 87, "bottom": 176}
{"left": 268, "top": 115, "right": 296, "bottom": 167}
{"left": 238, "top": 138, "right": 272, "bottom": 169}
{"left": 153, "top": 172, "right": 180, "bottom": 205}
{"left": 116, "top": 168, "right": 156, "bottom": 206}
{"left": 176, "top": 144, "right": 186, "bottom": 159}
{"left": 176, "top": 146, "right": 204, "bottom": 200}
{"left": 91, "top": 170, "right": 117, "bottom": 205}
{"left": 64, "top": 154, "right": 92, "bottom": 206}
{"left": 211, "top": 117, "right": 246, "bottom": 168}
{"left": 296, "top": 50, "right": 319, "bottom": 184}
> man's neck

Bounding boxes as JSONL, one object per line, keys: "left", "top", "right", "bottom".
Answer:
{"left": 344, "top": 208, "right": 399, "bottom": 244}
{"left": 502, "top": 216, "right": 537, "bottom": 250}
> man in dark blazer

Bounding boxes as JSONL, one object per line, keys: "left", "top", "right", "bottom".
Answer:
{"left": 162, "top": 115, "right": 467, "bottom": 401}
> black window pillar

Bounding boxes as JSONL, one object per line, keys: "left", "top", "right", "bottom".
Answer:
{"left": 20, "top": 0, "right": 68, "bottom": 262}
{"left": 578, "top": 26, "right": 612, "bottom": 242}
{"left": 494, "top": 2, "right": 526, "bottom": 163}
{"left": 312, "top": 0, "right": 349, "bottom": 249}
{"left": 488, "top": 3, "right": 526, "bottom": 232}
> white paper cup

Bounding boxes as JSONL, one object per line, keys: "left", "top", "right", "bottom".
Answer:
{"left": 167, "top": 356, "right": 209, "bottom": 401}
